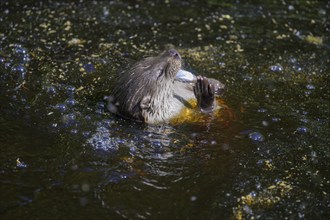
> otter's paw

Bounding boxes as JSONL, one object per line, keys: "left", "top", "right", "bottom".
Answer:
{"left": 193, "top": 76, "right": 215, "bottom": 113}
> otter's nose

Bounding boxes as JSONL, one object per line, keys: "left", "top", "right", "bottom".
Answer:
{"left": 168, "top": 49, "right": 181, "bottom": 60}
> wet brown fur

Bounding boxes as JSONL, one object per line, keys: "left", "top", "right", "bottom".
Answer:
{"left": 112, "top": 49, "right": 182, "bottom": 123}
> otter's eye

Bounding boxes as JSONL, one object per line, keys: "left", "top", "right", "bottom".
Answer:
{"left": 157, "top": 68, "right": 164, "bottom": 77}
{"left": 168, "top": 49, "right": 181, "bottom": 60}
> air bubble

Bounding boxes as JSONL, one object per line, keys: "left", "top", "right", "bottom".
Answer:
{"left": 70, "top": 129, "right": 78, "bottom": 134}
{"left": 12, "top": 45, "right": 30, "bottom": 63}
{"left": 257, "top": 108, "right": 267, "bottom": 113}
{"left": 0, "top": 56, "right": 5, "bottom": 64}
{"left": 63, "top": 113, "right": 76, "bottom": 121}
{"left": 62, "top": 113, "right": 77, "bottom": 127}
{"left": 65, "top": 98, "right": 77, "bottom": 106}
{"left": 249, "top": 132, "right": 264, "bottom": 142}
{"left": 102, "top": 119, "right": 112, "bottom": 128}
{"left": 306, "top": 84, "right": 315, "bottom": 90}
{"left": 12, "top": 44, "right": 28, "bottom": 55}
{"left": 46, "top": 86, "right": 57, "bottom": 95}
{"left": 96, "top": 102, "right": 105, "bottom": 114}
{"left": 288, "top": 5, "right": 295, "bottom": 11}
{"left": 66, "top": 85, "right": 76, "bottom": 96}
{"left": 97, "top": 101, "right": 105, "bottom": 109}
{"left": 271, "top": 117, "right": 281, "bottom": 122}
{"left": 83, "top": 63, "right": 96, "bottom": 73}
{"left": 262, "top": 121, "right": 269, "bottom": 126}
{"left": 82, "top": 131, "right": 91, "bottom": 138}
{"left": 269, "top": 64, "right": 283, "bottom": 72}
{"left": 296, "top": 126, "right": 308, "bottom": 134}
{"left": 11, "top": 64, "right": 27, "bottom": 80}
{"left": 292, "top": 64, "right": 302, "bottom": 72}
{"left": 55, "top": 103, "right": 67, "bottom": 113}
{"left": 95, "top": 109, "right": 104, "bottom": 115}
{"left": 4, "top": 62, "right": 12, "bottom": 69}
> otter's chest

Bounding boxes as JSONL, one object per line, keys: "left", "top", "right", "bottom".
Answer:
{"left": 143, "top": 82, "right": 195, "bottom": 124}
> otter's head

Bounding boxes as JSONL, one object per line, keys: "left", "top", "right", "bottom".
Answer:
{"left": 114, "top": 49, "right": 182, "bottom": 122}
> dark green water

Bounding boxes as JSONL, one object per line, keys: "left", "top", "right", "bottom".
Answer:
{"left": 0, "top": 0, "right": 329, "bottom": 219}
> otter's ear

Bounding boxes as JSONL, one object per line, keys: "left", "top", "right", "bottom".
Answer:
{"left": 140, "top": 95, "right": 151, "bottom": 110}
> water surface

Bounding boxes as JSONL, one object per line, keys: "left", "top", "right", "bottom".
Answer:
{"left": 0, "top": 0, "right": 329, "bottom": 219}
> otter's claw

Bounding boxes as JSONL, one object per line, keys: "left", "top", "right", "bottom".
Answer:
{"left": 193, "top": 76, "right": 215, "bottom": 113}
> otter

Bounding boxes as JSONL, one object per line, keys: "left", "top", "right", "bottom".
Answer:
{"left": 107, "top": 49, "right": 225, "bottom": 124}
